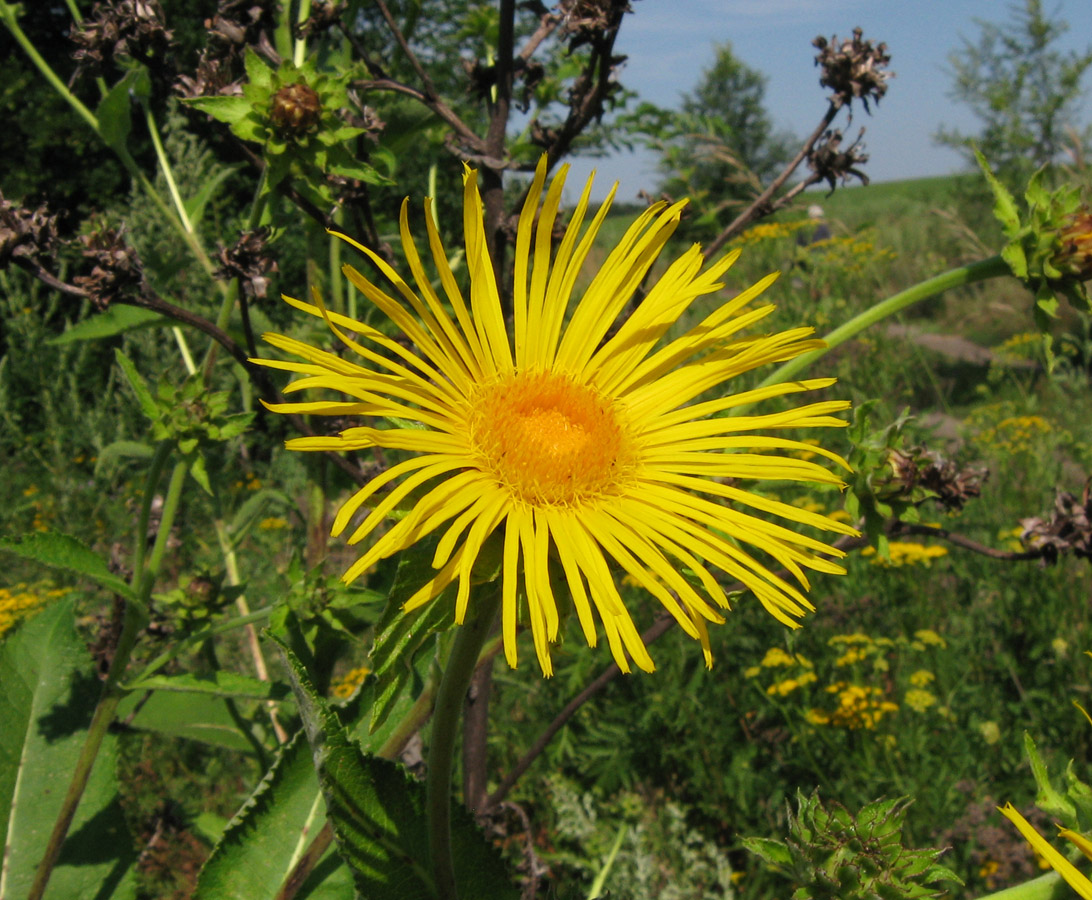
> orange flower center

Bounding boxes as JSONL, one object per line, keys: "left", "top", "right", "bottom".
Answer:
{"left": 471, "top": 372, "right": 634, "bottom": 506}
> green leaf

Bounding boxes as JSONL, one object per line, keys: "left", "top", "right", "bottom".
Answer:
{"left": 741, "top": 836, "right": 793, "bottom": 869}
{"left": 272, "top": 636, "right": 519, "bottom": 900}
{"left": 184, "top": 95, "right": 254, "bottom": 126}
{"left": 975, "top": 148, "right": 1021, "bottom": 234}
{"left": 0, "top": 597, "right": 138, "bottom": 899}
{"left": 194, "top": 732, "right": 329, "bottom": 900}
{"left": 114, "top": 348, "right": 159, "bottom": 421}
{"left": 368, "top": 537, "right": 456, "bottom": 734}
{"left": 96, "top": 72, "right": 135, "bottom": 149}
{"left": 48, "top": 305, "right": 167, "bottom": 345}
{"left": 184, "top": 163, "right": 241, "bottom": 227}
{"left": 1025, "top": 731, "right": 1075, "bottom": 820}
{"left": 123, "top": 670, "right": 291, "bottom": 701}
{"left": 0, "top": 531, "right": 134, "bottom": 600}
{"left": 117, "top": 690, "right": 259, "bottom": 753}
{"left": 244, "top": 47, "right": 274, "bottom": 89}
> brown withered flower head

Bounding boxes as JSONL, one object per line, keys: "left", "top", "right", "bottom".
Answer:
{"left": 215, "top": 227, "right": 277, "bottom": 299}
{"left": 74, "top": 227, "right": 144, "bottom": 311}
{"left": 558, "top": 0, "right": 629, "bottom": 50}
{"left": 71, "top": 0, "right": 174, "bottom": 83}
{"left": 813, "top": 27, "right": 892, "bottom": 112}
{"left": 1053, "top": 208, "right": 1092, "bottom": 282}
{"left": 269, "top": 83, "right": 323, "bottom": 136}
{"left": 0, "top": 193, "right": 59, "bottom": 269}
{"left": 809, "top": 129, "right": 870, "bottom": 191}
{"left": 888, "top": 447, "right": 987, "bottom": 512}
{"left": 176, "top": 0, "right": 278, "bottom": 99}
{"left": 1020, "top": 481, "right": 1092, "bottom": 566}
{"left": 293, "top": 0, "right": 346, "bottom": 38}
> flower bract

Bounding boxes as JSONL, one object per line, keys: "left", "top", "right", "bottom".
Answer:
{"left": 257, "top": 157, "right": 858, "bottom": 675}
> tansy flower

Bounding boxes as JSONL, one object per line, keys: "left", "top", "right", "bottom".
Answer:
{"left": 1000, "top": 804, "right": 1092, "bottom": 899}
{"left": 256, "top": 158, "right": 857, "bottom": 676}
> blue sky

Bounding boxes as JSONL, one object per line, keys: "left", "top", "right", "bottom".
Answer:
{"left": 558, "top": 0, "right": 1092, "bottom": 201}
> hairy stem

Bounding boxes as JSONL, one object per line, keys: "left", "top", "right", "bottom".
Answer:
{"left": 427, "top": 584, "right": 502, "bottom": 900}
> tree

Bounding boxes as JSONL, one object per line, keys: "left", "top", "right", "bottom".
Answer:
{"left": 655, "top": 43, "right": 795, "bottom": 230}
{"left": 935, "top": 0, "right": 1092, "bottom": 182}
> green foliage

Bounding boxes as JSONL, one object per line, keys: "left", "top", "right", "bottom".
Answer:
{"left": 744, "top": 791, "right": 961, "bottom": 900}
{"left": 936, "top": 0, "right": 1092, "bottom": 182}
{"left": 978, "top": 149, "right": 1092, "bottom": 370}
{"left": 0, "top": 530, "right": 135, "bottom": 600}
{"left": 273, "top": 635, "right": 518, "bottom": 900}
{"left": 0, "top": 598, "right": 138, "bottom": 899}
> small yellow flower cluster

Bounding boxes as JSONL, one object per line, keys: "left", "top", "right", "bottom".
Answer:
{"left": 903, "top": 688, "right": 937, "bottom": 712}
{"left": 258, "top": 517, "right": 288, "bottom": 531}
{"left": 330, "top": 665, "right": 371, "bottom": 699}
{"left": 992, "top": 331, "right": 1041, "bottom": 362}
{"left": 908, "top": 669, "right": 935, "bottom": 687}
{"left": 913, "top": 629, "right": 947, "bottom": 648}
{"left": 808, "top": 232, "right": 897, "bottom": 275}
{"left": 234, "top": 474, "right": 263, "bottom": 491}
{"left": 861, "top": 542, "right": 949, "bottom": 567}
{"left": 0, "top": 582, "right": 71, "bottom": 637}
{"left": 970, "top": 410, "right": 1052, "bottom": 456}
{"left": 733, "top": 219, "right": 812, "bottom": 246}
{"left": 807, "top": 683, "right": 899, "bottom": 729}
{"left": 766, "top": 671, "right": 818, "bottom": 696}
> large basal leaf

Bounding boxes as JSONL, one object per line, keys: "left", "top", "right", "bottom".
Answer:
{"left": 117, "top": 690, "right": 258, "bottom": 753}
{"left": 0, "top": 598, "right": 137, "bottom": 900}
{"left": 193, "top": 666, "right": 440, "bottom": 899}
{"left": 274, "top": 636, "right": 518, "bottom": 900}
{"left": 0, "top": 531, "right": 134, "bottom": 601}
{"left": 193, "top": 732, "right": 331, "bottom": 900}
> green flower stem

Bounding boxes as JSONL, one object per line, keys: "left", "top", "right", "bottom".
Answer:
{"left": 293, "top": 0, "right": 312, "bottom": 66}
{"left": 973, "top": 871, "right": 1064, "bottom": 900}
{"left": 130, "top": 440, "right": 173, "bottom": 592}
{"left": 427, "top": 583, "right": 503, "bottom": 900}
{"left": 28, "top": 457, "right": 188, "bottom": 900}
{"left": 142, "top": 101, "right": 198, "bottom": 237}
{"left": 757, "top": 255, "right": 1011, "bottom": 390}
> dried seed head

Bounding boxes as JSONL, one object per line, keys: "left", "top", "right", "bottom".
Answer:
{"left": 888, "top": 447, "right": 987, "bottom": 512}
{"left": 269, "top": 83, "right": 322, "bottom": 135}
{"left": 215, "top": 227, "right": 277, "bottom": 299}
{"left": 71, "top": 0, "right": 174, "bottom": 82}
{"left": 813, "top": 27, "right": 892, "bottom": 112}
{"left": 0, "top": 194, "right": 59, "bottom": 268}
{"left": 1020, "top": 481, "right": 1092, "bottom": 565}
{"left": 74, "top": 227, "right": 144, "bottom": 310}
{"left": 808, "top": 129, "right": 870, "bottom": 191}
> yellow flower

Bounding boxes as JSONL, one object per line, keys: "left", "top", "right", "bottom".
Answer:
{"left": 331, "top": 665, "right": 371, "bottom": 699}
{"left": 904, "top": 688, "right": 937, "bottom": 712}
{"left": 1001, "top": 804, "right": 1092, "bottom": 899}
{"left": 760, "top": 647, "right": 798, "bottom": 668}
{"left": 259, "top": 516, "right": 289, "bottom": 531}
{"left": 257, "top": 159, "right": 856, "bottom": 676}
{"left": 979, "top": 721, "right": 1001, "bottom": 744}
{"left": 909, "top": 669, "right": 935, "bottom": 687}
